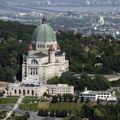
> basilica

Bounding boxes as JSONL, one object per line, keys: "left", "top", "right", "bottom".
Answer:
{"left": 7, "top": 17, "right": 74, "bottom": 97}
{"left": 22, "top": 16, "right": 69, "bottom": 84}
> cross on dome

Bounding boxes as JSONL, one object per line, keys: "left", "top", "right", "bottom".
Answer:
{"left": 42, "top": 16, "right": 48, "bottom": 24}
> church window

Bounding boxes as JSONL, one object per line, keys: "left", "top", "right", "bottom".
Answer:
{"left": 27, "top": 90, "right": 29, "bottom": 94}
{"left": 23, "top": 90, "right": 26, "bottom": 95}
{"left": 47, "top": 45, "right": 51, "bottom": 48}
{"left": 19, "top": 90, "right": 21, "bottom": 94}
{"left": 41, "top": 45, "right": 45, "bottom": 48}
{"left": 30, "top": 68, "right": 32, "bottom": 75}
{"left": 33, "top": 68, "right": 35, "bottom": 75}
{"left": 14, "top": 89, "right": 17, "bottom": 94}
{"left": 31, "top": 90, "right": 34, "bottom": 95}
{"left": 29, "top": 68, "right": 38, "bottom": 75}
{"left": 38, "top": 44, "right": 45, "bottom": 48}
{"left": 36, "top": 68, "right": 38, "bottom": 75}
{"left": 31, "top": 60, "right": 38, "bottom": 64}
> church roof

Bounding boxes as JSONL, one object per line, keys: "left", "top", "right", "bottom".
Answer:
{"left": 49, "top": 45, "right": 56, "bottom": 51}
{"left": 27, "top": 43, "right": 33, "bottom": 51}
{"left": 55, "top": 51, "right": 63, "bottom": 56}
{"left": 34, "top": 52, "right": 47, "bottom": 57}
{"left": 32, "top": 17, "right": 56, "bottom": 43}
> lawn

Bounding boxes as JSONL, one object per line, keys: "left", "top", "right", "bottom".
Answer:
{"left": 19, "top": 96, "right": 40, "bottom": 111}
{"left": 7, "top": 113, "right": 23, "bottom": 120}
{"left": 49, "top": 102, "right": 83, "bottom": 112}
{"left": 0, "top": 96, "right": 18, "bottom": 104}
{"left": 22, "top": 96, "right": 40, "bottom": 104}
{"left": 38, "top": 102, "right": 49, "bottom": 109}
{"left": 19, "top": 103, "right": 38, "bottom": 111}
{"left": 20, "top": 102, "right": 84, "bottom": 113}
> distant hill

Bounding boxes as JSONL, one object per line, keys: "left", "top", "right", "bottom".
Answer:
{"left": 0, "top": 0, "right": 120, "bottom": 7}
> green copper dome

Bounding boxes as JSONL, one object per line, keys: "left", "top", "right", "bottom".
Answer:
{"left": 32, "top": 18, "right": 56, "bottom": 42}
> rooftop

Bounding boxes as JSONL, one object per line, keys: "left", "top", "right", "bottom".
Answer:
{"left": 32, "top": 17, "right": 56, "bottom": 43}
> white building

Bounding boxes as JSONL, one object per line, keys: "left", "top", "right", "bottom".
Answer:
{"left": 46, "top": 84, "right": 74, "bottom": 95}
{"left": 7, "top": 83, "right": 74, "bottom": 97}
{"left": 22, "top": 16, "right": 69, "bottom": 84}
{"left": 7, "top": 83, "right": 47, "bottom": 97}
{"left": 80, "top": 87, "right": 117, "bottom": 102}
{"left": 98, "top": 16, "right": 105, "bottom": 26}
{"left": 7, "top": 16, "right": 74, "bottom": 97}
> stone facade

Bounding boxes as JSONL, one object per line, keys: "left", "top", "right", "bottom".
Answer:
{"left": 7, "top": 17, "right": 73, "bottom": 97}
{"left": 22, "top": 48, "right": 69, "bottom": 84}
{"left": 22, "top": 17, "right": 69, "bottom": 84}
{"left": 7, "top": 84, "right": 47, "bottom": 97}
{"left": 7, "top": 84, "right": 74, "bottom": 97}
{"left": 46, "top": 84, "right": 74, "bottom": 95}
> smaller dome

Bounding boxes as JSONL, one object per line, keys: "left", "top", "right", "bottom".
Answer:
{"left": 49, "top": 45, "right": 55, "bottom": 51}
{"left": 28, "top": 43, "right": 33, "bottom": 51}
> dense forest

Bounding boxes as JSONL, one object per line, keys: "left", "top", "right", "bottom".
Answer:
{"left": 0, "top": 20, "right": 35, "bottom": 82}
{"left": 48, "top": 72, "right": 110, "bottom": 91}
{"left": 0, "top": 20, "right": 120, "bottom": 82}
{"left": 57, "top": 32, "right": 120, "bottom": 74}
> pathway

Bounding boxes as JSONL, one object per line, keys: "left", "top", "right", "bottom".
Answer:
{"left": 2, "top": 95, "right": 24, "bottom": 120}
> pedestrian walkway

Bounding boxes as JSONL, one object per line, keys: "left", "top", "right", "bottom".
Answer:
{"left": 2, "top": 95, "right": 24, "bottom": 120}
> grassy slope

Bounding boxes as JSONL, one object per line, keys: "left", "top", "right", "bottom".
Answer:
{"left": 0, "top": 96, "right": 18, "bottom": 104}
{"left": 20, "top": 102, "right": 84, "bottom": 113}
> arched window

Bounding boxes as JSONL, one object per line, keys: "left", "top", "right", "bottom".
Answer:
{"left": 29, "top": 68, "right": 38, "bottom": 75}
{"left": 31, "top": 90, "right": 34, "bottom": 95}
{"left": 19, "top": 90, "right": 21, "bottom": 94}
{"left": 23, "top": 89, "right": 26, "bottom": 95}
{"left": 27, "top": 90, "right": 29, "bottom": 94}
{"left": 14, "top": 89, "right": 17, "bottom": 94}
{"left": 31, "top": 60, "right": 38, "bottom": 64}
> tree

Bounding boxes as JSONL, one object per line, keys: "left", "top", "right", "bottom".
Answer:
{"left": 80, "top": 105, "right": 94, "bottom": 119}
{"left": 22, "top": 112, "right": 30, "bottom": 120}
{"left": 55, "top": 110, "right": 67, "bottom": 118}
{"left": 38, "top": 110, "right": 48, "bottom": 117}
{"left": 49, "top": 110, "right": 55, "bottom": 117}
{"left": 110, "top": 79, "right": 120, "bottom": 87}
{"left": 51, "top": 96, "right": 59, "bottom": 103}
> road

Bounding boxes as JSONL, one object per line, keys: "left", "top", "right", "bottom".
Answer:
{"left": 0, "top": 105, "right": 12, "bottom": 111}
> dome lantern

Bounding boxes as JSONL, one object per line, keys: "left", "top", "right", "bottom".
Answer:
{"left": 42, "top": 16, "right": 48, "bottom": 24}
